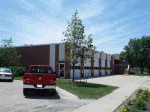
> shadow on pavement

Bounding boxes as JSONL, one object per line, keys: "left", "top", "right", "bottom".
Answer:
{"left": 24, "top": 90, "right": 60, "bottom": 100}
{"left": 0, "top": 79, "right": 13, "bottom": 82}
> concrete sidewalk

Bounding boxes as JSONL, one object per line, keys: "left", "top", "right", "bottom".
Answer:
{"left": 72, "top": 75, "right": 150, "bottom": 112}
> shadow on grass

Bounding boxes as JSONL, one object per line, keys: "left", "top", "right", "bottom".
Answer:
{"left": 73, "top": 82, "right": 107, "bottom": 88}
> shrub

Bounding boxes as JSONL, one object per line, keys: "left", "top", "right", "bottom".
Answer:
{"left": 8, "top": 66, "right": 18, "bottom": 73}
{"left": 130, "top": 70, "right": 136, "bottom": 74}
{"left": 146, "top": 68, "right": 150, "bottom": 74}
{"left": 138, "top": 89, "right": 143, "bottom": 93}
{"left": 131, "top": 109, "right": 139, "bottom": 112}
{"left": 121, "top": 104, "right": 130, "bottom": 112}
{"left": 134, "top": 98, "right": 147, "bottom": 110}
{"left": 15, "top": 66, "right": 27, "bottom": 76}
{"left": 8, "top": 66, "right": 27, "bottom": 76}
{"left": 127, "top": 100, "right": 134, "bottom": 105}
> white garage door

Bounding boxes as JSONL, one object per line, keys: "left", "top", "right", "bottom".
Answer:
{"left": 101, "top": 70, "right": 105, "bottom": 75}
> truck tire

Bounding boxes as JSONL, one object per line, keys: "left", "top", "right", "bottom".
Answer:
{"left": 51, "top": 90, "right": 56, "bottom": 96}
{"left": 23, "top": 89, "right": 29, "bottom": 96}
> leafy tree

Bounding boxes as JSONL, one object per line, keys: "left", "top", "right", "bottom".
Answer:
{"left": 123, "top": 36, "right": 150, "bottom": 74}
{"left": 0, "top": 37, "right": 22, "bottom": 68}
{"left": 119, "top": 51, "right": 127, "bottom": 60}
{"left": 62, "top": 10, "right": 98, "bottom": 82}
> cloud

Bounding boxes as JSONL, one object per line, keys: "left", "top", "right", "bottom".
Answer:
{"left": 66, "top": 0, "right": 104, "bottom": 20}
{"left": 13, "top": 16, "right": 67, "bottom": 46}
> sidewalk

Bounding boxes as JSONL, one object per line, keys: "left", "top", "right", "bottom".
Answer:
{"left": 72, "top": 76, "right": 150, "bottom": 112}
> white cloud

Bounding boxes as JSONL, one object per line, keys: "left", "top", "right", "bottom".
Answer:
{"left": 78, "top": 9, "right": 101, "bottom": 20}
{"left": 66, "top": 0, "right": 104, "bottom": 20}
{"left": 21, "top": 0, "right": 37, "bottom": 11}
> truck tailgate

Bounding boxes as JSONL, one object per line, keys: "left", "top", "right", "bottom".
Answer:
{"left": 24, "top": 73, "right": 56, "bottom": 85}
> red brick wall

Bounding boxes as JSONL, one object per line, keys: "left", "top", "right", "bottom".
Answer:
{"left": 119, "top": 57, "right": 123, "bottom": 64}
{"left": 99, "top": 53, "right": 101, "bottom": 75}
{"left": 105, "top": 55, "right": 107, "bottom": 75}
{"left": 114, "top": 65, "right": 123, "bottom": 74}
{"left": 55, "top": 44, "right": 59, "bottom": 76}
{"left": 81, "top": 57, "right": 84, "bottom": 77}
{"left": 91, "top": 51, "right": 94, "bottom": 76}
{"left": 111, "top": 56, "right": 113, "bottom": 74}
{"left": 14, "top": 45, "right": 50, "bottom": 68}
{"left": 65, "top": 44, "right": 70, "bottom": 79}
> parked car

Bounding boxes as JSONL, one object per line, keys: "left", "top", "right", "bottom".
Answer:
{"left": 0, "top": 68, "right": 13, "bottom": 82}
{"left": 23, "top": 65, "right": 56, "bottom": 96}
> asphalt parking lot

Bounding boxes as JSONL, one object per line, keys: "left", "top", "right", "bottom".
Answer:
{"left": 0, "top": 80, "right": 95, "bottom": 112}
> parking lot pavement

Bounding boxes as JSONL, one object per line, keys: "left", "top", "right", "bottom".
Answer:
{"left": 0, "top": 80, "right": 95, "bottom": 112}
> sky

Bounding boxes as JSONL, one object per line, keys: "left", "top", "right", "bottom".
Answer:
{"left": 0, "top": 0, "right": 150, "bottom": 54}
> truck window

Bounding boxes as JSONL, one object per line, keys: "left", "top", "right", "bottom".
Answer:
{"left": 29, "top": 67, "right": 52, "bottom": 73}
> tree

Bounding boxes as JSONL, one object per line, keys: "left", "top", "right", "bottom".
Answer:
{"left": 119, "top": 51, "right": 127, "bottom": 60}
{"left": 0, "top": 37, "right": 22, "bottom": 67}
{"left": 62, "top": 10, "right": 98, "bottom": 82}
{"left": 123, "top": 36, "right": 150, "bottom": 74}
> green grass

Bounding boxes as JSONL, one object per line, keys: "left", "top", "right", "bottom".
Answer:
{"left": 130, "top": 71, "right": 150, "bottom": 76}
{"left": 56, "top": 79, "right": 118, "bottom": 99}
{"left": 14, "top": 76, "right": 23, "bottom": 79}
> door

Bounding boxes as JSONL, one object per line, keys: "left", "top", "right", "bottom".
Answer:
{"left": 59, "top": 63, "right": 65, "bottom": 77}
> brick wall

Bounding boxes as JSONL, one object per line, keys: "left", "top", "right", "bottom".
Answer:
{"left": 14, "top": 45, "right": 50, "bottom": 68}
{"left": 65, "top": 44, "right": 70, "bottom": 79}
{"left": 55, "top": 44, "right": 59, "bottom": 76}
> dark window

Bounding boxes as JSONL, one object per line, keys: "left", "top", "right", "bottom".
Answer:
{"left": 75, "top": 66, "right": 77, "bottom": 69}
{"left": 29, "top": 67, "right": 51, "bottom": 73}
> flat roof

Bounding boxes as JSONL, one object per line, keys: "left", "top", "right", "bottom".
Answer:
{"left": 11, "top": 42, "right": 64, "bottom": 48}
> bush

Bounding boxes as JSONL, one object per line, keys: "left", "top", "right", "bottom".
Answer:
{"left": 146, "top": 68, "right": 150, "bottom": 74}
{"left": 15, "top": 66, "right": 27, "bottom": 76}
{"left": 134, "top": 98, "right": 147, "bottom": 110}
{"left": 8, "top": 66, "right": 18, "bottom": 74}
{"left": 130, "top": 70, "right": 135, "bottom": 74}
{"left": 8, "top": 66, "right": 27, "bottom": 76}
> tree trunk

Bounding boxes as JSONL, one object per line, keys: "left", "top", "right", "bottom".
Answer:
{"left": 73, "top": 63, "right": 75, "bottom": 82}
{"left": 140, "top": 67, "right": 144, "bottom": 74}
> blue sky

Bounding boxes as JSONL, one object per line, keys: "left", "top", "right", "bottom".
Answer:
{"left": 0, "top": 0, "right": 150, "bottom": 54}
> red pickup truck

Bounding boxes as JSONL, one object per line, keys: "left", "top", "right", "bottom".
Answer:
{"left": 23, "top": 65, "right": 56, "bottom": 96}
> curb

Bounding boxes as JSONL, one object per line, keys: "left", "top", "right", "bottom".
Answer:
{"left": 113, "top": 89, "right": 138, "bottom": 112}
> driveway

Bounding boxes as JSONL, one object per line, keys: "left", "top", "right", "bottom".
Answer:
{"left": 0, "top": 80, "right": 95, "bottom": 112}
{"left": 76, "top": 74, "right": 145, "bottom": 87}
{"left": 73, "top": 75, "right": 150, "bottom": 112}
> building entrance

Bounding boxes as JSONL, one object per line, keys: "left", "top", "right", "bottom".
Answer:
{"left": 59, "top": 63, "right": 65, "bottom": 77}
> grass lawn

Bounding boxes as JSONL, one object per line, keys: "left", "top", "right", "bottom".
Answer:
{"left": 56, "top": 79, "right": 119, "bottom": 99}
{"left": 14, "top": 76, "right": 23, "bottom": 79}
{"left": 130, "top": 71, "right": 150, "bottom": 76}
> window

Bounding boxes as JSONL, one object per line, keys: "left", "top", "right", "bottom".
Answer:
{"left": 29, "top": 67, "right": 51, "bottom": 73}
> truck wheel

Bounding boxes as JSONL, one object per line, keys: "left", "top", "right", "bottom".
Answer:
{"left": 23, "top": 89, "right": 29, "bottom": 96}
{"left": 51, "top": 90, "right": 56, "bottom": 96}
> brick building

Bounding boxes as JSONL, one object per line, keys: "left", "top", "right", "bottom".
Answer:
{"left": 12, "top": 43, "right": 129, "bottom": 78}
